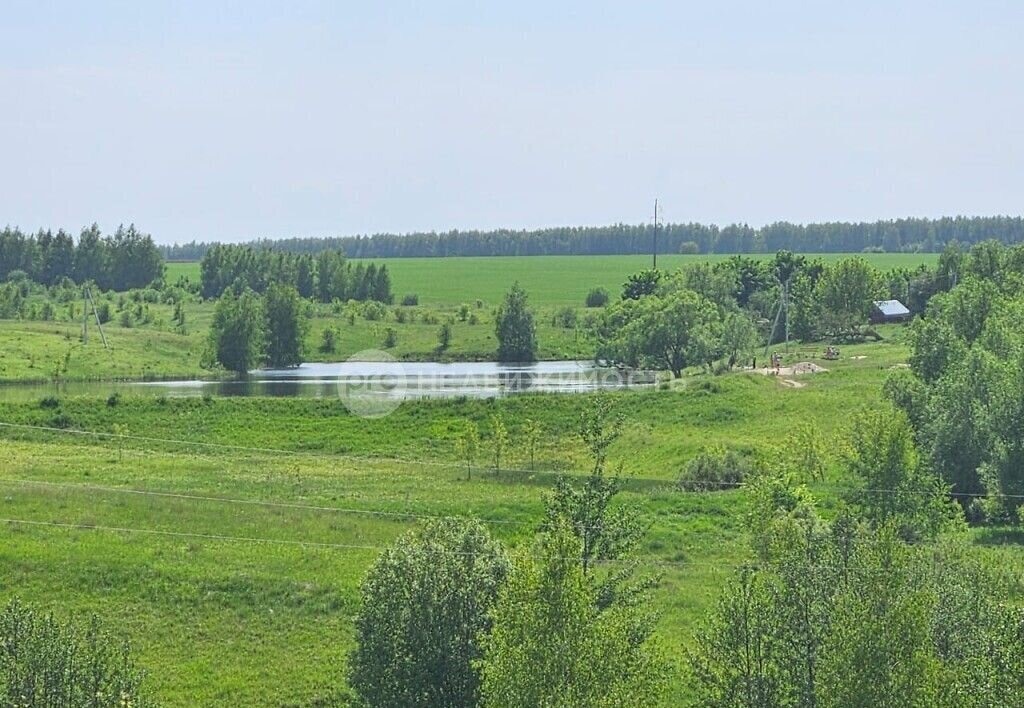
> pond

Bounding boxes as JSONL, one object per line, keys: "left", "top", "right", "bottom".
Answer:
{"left": 0, "top": 360, "right": 656, "bottom": 403}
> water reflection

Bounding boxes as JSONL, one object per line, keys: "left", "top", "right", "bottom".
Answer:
{"left": 0, "top": 361, "right": 655, "bottom": 401}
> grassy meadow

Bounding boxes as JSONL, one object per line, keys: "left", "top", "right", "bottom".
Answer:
{"left": 0, "top": 339, "right": 927, "bottom": 706}
{"left": 7, "top": 252, "right": 1016, "bottom": 706}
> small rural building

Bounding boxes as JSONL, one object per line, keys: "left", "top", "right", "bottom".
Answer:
{"left": 870, "top": 299, "right": 911, "bottom": 324}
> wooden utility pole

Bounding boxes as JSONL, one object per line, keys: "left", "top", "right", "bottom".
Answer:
{"left": 81, "top": 286, "right": 109, "bottom": 349}
{"left": 652, "top": 198, "right": 660, "bottom": 270}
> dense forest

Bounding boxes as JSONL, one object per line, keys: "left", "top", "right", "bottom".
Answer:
{"left": 200, "top": 244, "right": 392, "bottom": 302}
{"left": 162, "top": 216, "right": 1024, "bottom": 260}
{"left": 0, "top": 224, "right": 164, "bottom": 291}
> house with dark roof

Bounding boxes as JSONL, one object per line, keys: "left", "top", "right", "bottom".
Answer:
{"left": 870, "top": 299, "right": 911, "bottom": 324}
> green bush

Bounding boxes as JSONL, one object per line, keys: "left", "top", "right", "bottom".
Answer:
{"left": 0, "top": 598, "right": 153, "bottom": 707}
{"left": 438, "top": 322, "right": 452, "bottom": 350}
{"left": 319, "top": 327, "right": 338, "bottom": 353}
{"left": 678, "top": 445, "right": 755, "bottom": 491}
{"left": 585, "top": 287, "right": 609, "bottom": 307}
{"left": 552, "top": 306, "right": 578, "bottom": 329}
{"left": 362, "top": 301, "right": 388, "bottom": 321}
{"left": 401, "top": 293, "right": 419, "bottom": 306}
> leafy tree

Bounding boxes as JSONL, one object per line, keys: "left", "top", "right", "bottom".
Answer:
{"left": 350, "top": 519, "right": 509, "bottom": 708}
{"left": 0, "top": 598, "right": 153, "bottom": 707}
{"left": 478, "top": 527, "right": 668, "bottom": 708}
{"left": 597, "top": 288, "right": 721, "bottom": 377}
{"left": 816, "top": 257, "right": 883, "bottom": 337}
{"left": 207, "top": 289, "right": 264, "bottom": 374}
{"left": 522, "top": 418, "right": 542, "bottom": 470}
{"left": 842, "top": 407, "right": 961, "bottom": 541}
{"left": 721, "top": 312, "right": 760, "bottom": 369}
{"left": 295, "top": 254, "right": 315, "bottom": 298}
{"left": 263, "top": 283, "right": 308, "bottom": 368}
{"left": 929, "top": 278, "right": 999, "bottom": 344}
{"left": 490, "top": 414, "right": 509, "bottom": 475}
{"left": 437, "top": 322, "right": 452, "bottom": 351}
{"left": 319, "top": 326, "right": 338, "bottom": 353}
{"left": 40, "top": 229, "right": 75, "bottom": 286}
{"left": 677, "top": 262, "right": 740, "bottom": 312}
{"left": 689, "top": 491, "right": 1024, "bottom": 708}
{"left": 455, "top": 422, "right": 480, "bottom": 480}
{"left": 621, "top": 269, "right": 662, "bottom": 300}
{"left": 723, "top": 255, "right": 772, "bottom": 308}
{"left": 543, "top": 399, "right": 648, "bottom": 608}
{"left": 908, "top": 316, "right": 966, "bottom": 383}
{"left": 495, "top": 283, "right": 537, "bottom": 362}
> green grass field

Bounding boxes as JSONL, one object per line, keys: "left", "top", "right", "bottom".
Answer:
{"left": 0, "top": 343, "right": 923, "bottom": 705}
{"left": 6, "top": 252, "right": 1011, "bottom": 706}
{"left": 167, "top": 253, "right": 935, "bottom": 306}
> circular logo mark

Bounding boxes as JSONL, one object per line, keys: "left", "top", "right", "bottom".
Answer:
{"left": 336, "top": 349, "right": 407, "bottom": 418}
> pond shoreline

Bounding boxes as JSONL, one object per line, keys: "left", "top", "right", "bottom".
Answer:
{"left": 0, "top": 360, "right": 655, "bottom": 401}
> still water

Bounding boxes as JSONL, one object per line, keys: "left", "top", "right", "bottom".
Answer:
{"left": 0, "top": 361, "right": 655, "bottom": 401}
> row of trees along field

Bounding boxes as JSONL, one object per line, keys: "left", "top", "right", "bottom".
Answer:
{"left": 162, "top": 215, "right": 1024, "bottom": 259}
{"left": 199, "top": 244, "right": 392, "bottom": 302}
{"left": 0, "top": 225, "right": 164, "bottom": 291}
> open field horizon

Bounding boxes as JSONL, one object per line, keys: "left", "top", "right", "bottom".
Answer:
{"left": 168, "top": 253, "right": 936, "bottom": 306}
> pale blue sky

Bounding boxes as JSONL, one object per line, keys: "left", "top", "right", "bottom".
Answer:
{"left": 2, "top": 1, "right": 1023, "bottom": 244}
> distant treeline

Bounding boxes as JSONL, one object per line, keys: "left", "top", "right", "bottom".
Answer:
{"left": 0, "top": 224, "right": 164, "bottom": 291}
{"left": 162, "top": 216, "right": 1024, "bottom": 260}
{"left": 200, "top": 244, "right": 392, "bottom": 303}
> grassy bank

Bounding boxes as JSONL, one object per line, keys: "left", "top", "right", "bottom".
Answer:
{"left": 0, "top": 342, "right": 911, "bottom": 705}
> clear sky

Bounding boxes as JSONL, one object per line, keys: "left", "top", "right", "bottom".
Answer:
{"left": 2, "top": 1, "right": 1023, "bottom": 244}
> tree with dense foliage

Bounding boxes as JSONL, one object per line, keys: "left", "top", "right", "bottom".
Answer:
{"left": 585, "top": 287, "right": 609, "bottom": 307}
{"left": 816, "top": 257, "right": 884, "bottom": 337}
{"left": 621, "top": 269, "right": 662, "bottom": 300}
{"left": 842, "top": 407, "right": 961, "bottom": 541}
{"left": 689, "top": 473, "right": 1024, "bottom": 708}
{"left": 478, "top": 526, "right": 668, "bottom": 708}
{"left": 596, "top": 288, "right": 722, "bottom": 377}
{"left": 207, "top": 289, "right": 264, "bottom": 374}
{"left": 495, "top": 283, "right": 537, "bottom": 362}
{"left": 199, "top": 243, "right": 391, "bottom": 302}
{"left": 887, "top": 248, "right": 1024, "bottom": 519}
{"left": 262, "top": 283, "right": 308, "bottom": 368}
{"left": 720, "top": 312, "right": 760, "bottom": 369}
{"left": 349, "top": 519, "right": 509, "bottom": 708}
{"left": 0, "top": 598, "right": 153, "bottom": 707}
{"left": 0, "top": 223, "right": 163, "bottom": 290}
